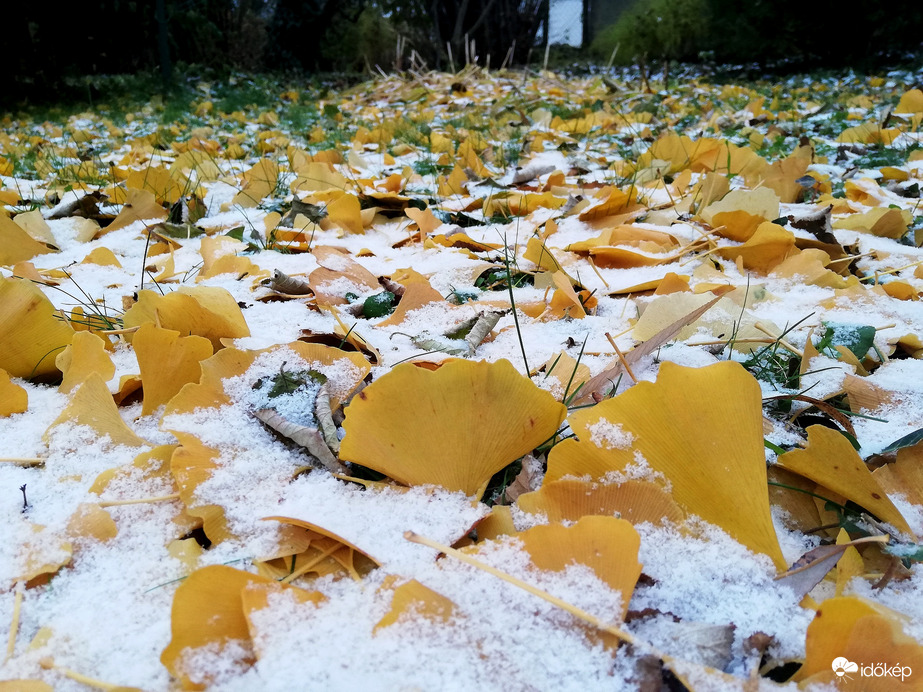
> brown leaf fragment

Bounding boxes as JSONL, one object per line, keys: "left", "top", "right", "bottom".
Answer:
{"left": 253, "top": 408, "right": 346, "bottom": 474}
{"left": 632, "top": 654, "right": 667, "bottom": 692}
{"left": 512, "top": 163, "right": 556, "bottom": 185}
{"left": 46, "top": 190, "right": 106, "bottom": 220}
{"left": 788, "top": 204, "right": 838, "bottom": 245}
{"left": 662, "top": 621, "right": 735, "bottom": 670}
{"left": 774, "top": 535, "right": 888, "bottom": 600}
{"left": 501, "top": 454, "right": 542, "bottom": 504}
{"left": 269, "top": 269, "right": 312, "bottom": 295}
{"left": 575, "top": 294, "right": 723, "bottom": 403}
{"left": 743, "top": 631, "right": 775, "bottom": 657}
{"left": 314, "top": 383, "right": 340, "bottom": 454}
{"left": 465, "top": 310, "right": 503, "bottom": 354}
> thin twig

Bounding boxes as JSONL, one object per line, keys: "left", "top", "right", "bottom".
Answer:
{"left": 97, "top": 493, "right": 180, "bottom": 508}
{"left": 0, "top": 458, "right": 44, "bottom": 467}
{"left": 403, "top": 531, "right": 640, "bottom": 647}
{"left": 5, "top": 582, "right": 23, "bottom": 662}
{"left": 605, "top": 333, "right": 638, "bottom": 384}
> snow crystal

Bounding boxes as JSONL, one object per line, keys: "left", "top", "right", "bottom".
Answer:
{"left": 587, "top": 420, "right": 635, "bottom": 449}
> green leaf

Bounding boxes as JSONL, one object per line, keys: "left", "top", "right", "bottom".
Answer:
{"left": 362, "top": 291, "right": 396, "bottom": 318}
{"left": 267, "top": 368, "right": 327, "bottom": 398}
{"left": 817, "top": 322, "right": 876, "bottom": 360}
{"left": 881, "top": 427, "right": 923, "bottom": 454}
{"left": 884, "top": 542, "right": 923, "bottom": 565}
{"left": 158, "top": 221, "right": 205, "bottom": 239}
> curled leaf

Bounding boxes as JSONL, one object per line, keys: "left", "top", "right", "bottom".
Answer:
{"left": 254, "top": 408, "right": 346, "bottom": 474}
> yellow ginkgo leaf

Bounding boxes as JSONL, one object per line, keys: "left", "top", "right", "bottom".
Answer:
{"left": 777, "top": 425, "right": 914, "bottom": 537}
{"left": 471, "top": 505, "right": 517, "bottom": 541}
{"left": 12, "top": 209, "right": 57, "bottom": 245}
{"left": 232, "top": 158, "right": 279, "bottom": 207}
{"left": 759, "top": 150, "right": 811, "bottom": 203}
{"left": 340, "top": 358, "right": 567, "bottom": 497}
{"left": 700, "top": 187, "right": 780, "bottom": 241}
{"left": 90, "top": 444, "right": 177, "bottom": 495}
{"left": 566, "top": 226, "right": 679, "bottom": 255}
{"left": 44, "top": 373, "right": 147, "bottom": 448}
{"left": 771, "top": 249, "right": 849, "bottom": 289}
{"left": 165, "top": 341, "right": 370, "bottom": 416}
{"left": 0, "top": 368, "right": 28, "bottom": 416}
{"left": 833, "top": 207, "right": 912, "bottom": 239}
{"left": 0, "top": 214, "right": 54, "bottom": 265}
{"left": 66, "top": 503, "right": 118, "bottom": 543}
{"left": 374, "top": 577, "right": 456, "bottom": 632}
{"left": 518, "top": 516, "right": 642, "bottom": 620}
{"left": 546, "top": 271, "right": 587, "bottom": 318}
{"left": 104, "top": 188, "right": 168, "bottom": 234}
{"left": 895, "top": 88, "right": 923, "bottom": 114}
{"left": 123, "top": 286, "right": 250, "bottom": 350}
{"left": 290, "top": 161, "right": 348, "bottom": 193}
{"left": 578, "top": 187, "right": 637, "bottom": 221}
{"left": 253, "top": 528, "right": 361, "bottom": 582}
{"left": 170, "top": 432, "right": 234, "bottom": 545}
{"left": 376, "top": 281, "right": 444, "bottom": 326}
{"left": 125, "top": 166, "right": 185, "bottom": 205}
{"left": 405, "top": 205, "right": 443, "bottom": 235}
{"left": 264, "top": 515, "right": 380, "bottom": 575}
{"left": 874, "top": 443, "right": 923, "bottom": 507}
{"left": 549, "top": 361, "right": 786, "bottom": 570}
{"left": 79, "top": 246, "right": 122, "bottom": 267}
{"left": 240, "top": 581, "right": 325, "bottom": 659}
{"left": 308, "top": 260, "right": 380, "bottom": 306}
{"left": 516, "top": 479, "right": 684, "bottom": 527}
{"left": 161, "top": 565, "right": 274, "bottom": 690}
{"left": 717, "top": 222, "right": 798, "bottom": 274}
{"left": 55, "top": 331, "right": 115, "bottom": 394}
{"left": 17, "top": 524, "right": 73, "bottom": 585}
{"left": 794, "top": 596, "right": 923, "bottom": 689}
{"left": 834, "top": 528, "right": 864, "bottom": 597}
{"left": 324, "top": 192, "right": 364, "bottom": 234}
{"left": 539, "top": 351, "right": 590, "bottom": 403}
{"left": 133, "top": 323, "right": 213, "bottom": 416}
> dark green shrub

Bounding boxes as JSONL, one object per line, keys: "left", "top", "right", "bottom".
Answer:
{"left": 591, "top": 0, "right": 709, "bottom": 65}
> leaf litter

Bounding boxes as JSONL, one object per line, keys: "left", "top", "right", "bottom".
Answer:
{"left": 2, "top": 65, "right": 923, "bottom": 689}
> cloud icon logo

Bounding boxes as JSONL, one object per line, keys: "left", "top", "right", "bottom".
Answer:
{"left": 832, "top": 657, "right": 859, "bottom": 677}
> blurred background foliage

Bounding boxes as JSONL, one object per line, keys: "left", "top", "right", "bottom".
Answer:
{"left": 3, "top": 0, "right": 921, "bottom": 106}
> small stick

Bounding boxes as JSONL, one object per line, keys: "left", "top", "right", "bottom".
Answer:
{"left": 686, "top": 337, "right": 785, "bottom": 347}
{"left": 97, "top": 493, "right": 180, "bottom": 508}
{"left": 753, "top": 322, "right": 803, "bottom": 357}
{"left": 53, "top": 664, "right": 129, "bottom": 691}
{"left": 826, "top": 251, "right": 876, "bottom": 265}
{"left": 586, "top": 256, "right": 610, "bottom": 289}
{"left": 0, "top": 458, "right": 44, "bottom": 467}
{"left": 403, "top": 531, "right": 640, "bottom": 647}
{"left": 605, "top": 333, "right": 638, "bottom": 384}
{"left": 98, "top": 326, "right": 140, "bottom": 336}
{"left": 19, "top": 484, "right": 28, "bottom": 512}
{"left": 5, "top": 582, "right": 23, "bottom": 662}
{"left": 858, "top": 257, "right": 923, "bottom": 280}
{"left": 281, "top": 542, "right": 345, "bottom": 584}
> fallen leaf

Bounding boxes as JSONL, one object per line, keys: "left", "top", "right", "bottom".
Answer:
{"left": 339, "top": 358, "right": 566, "bottom": 497}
